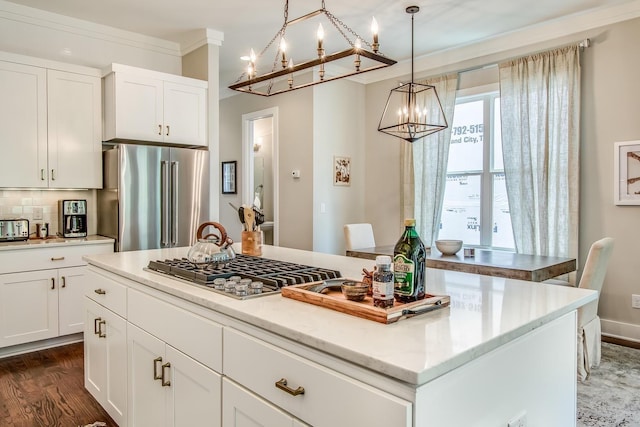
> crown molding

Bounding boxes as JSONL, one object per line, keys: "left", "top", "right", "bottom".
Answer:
{"left": 0, "top": 0, "right": 182, "bottom": 57}
{"left": 361, "top": 0, "right": 640, "bottom": 84}
{"left": 180, "top": 28, "right": 225, "bottom": 56}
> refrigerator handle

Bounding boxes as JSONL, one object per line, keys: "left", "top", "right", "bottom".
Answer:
{"left": 171, "top": 161, "right": 179, "bottom": 246}
{"left": 161, "top": 161, "right": 169, "bottom": 246}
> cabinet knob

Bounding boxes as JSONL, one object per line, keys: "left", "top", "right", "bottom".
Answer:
{"left": 40, "top": 169, "right": 46, "bottom": 181}
{"left": 94, "top": 289, "right": 106, "bottom": 295}
{"left": 166, "top": 125, "right": 170, "bottom": 136}
{"left": 98, "top": 320, "right": 106, "bottom": 338}
{"left": 275, "top": 378, "right": 305, "bottom": 396}
{"left": 161, "top": 362, "right": 171, "bottom": 387}
{"left": 158, "top": 124, "right": 162, "bottom": 135}
{"left": 51, "top": 257, "right": 65, "bottom": 261}
{"left": 61, "top": 276, "right": 66, "bottom": 288}
{"left": 94, "top": 317, "right": 102, "bottom": 335}
{"left": 51, "top": 169, "right": 56, "bottom": 181}
{"left": 153, "top": 357, "right": 163, "bottom": 380}
{"left": 51, "top": 278, "right": 55, "bottom": 290}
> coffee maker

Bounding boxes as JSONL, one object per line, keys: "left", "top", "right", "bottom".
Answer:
{"left": 58, "top": 199, "right": 88, "bottom": 238}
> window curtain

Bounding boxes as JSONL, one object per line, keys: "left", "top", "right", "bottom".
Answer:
{"left": 499, "top": 45, "right": 580, "bottom": 258}
{"left": 403, "top": 73, "right": 458, "bottom": 247}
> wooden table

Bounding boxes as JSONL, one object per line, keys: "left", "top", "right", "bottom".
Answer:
{"left": 346, "top": 245, "right": 576, "bottom": 282}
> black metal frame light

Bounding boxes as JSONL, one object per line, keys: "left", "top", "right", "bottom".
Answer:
{"left": 377, "top": 6, "right": 448, "bottom": 142}
{"left": 229, "top": 0, "right": 397, "bottom": 97}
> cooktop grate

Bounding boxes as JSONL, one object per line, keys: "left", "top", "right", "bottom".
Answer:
{"left": 146, "top": 254, "right": 342, "bottom": 299}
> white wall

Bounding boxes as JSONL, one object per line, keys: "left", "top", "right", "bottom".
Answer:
{"left": 312, "top": 79, "right": 367, "bottom": 254}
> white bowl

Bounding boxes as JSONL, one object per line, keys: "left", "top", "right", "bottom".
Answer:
{"left": 435, "top": 239, "right": 463, "bottom": 255}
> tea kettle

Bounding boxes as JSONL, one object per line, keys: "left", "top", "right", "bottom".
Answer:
{"left": 186, "top": 222, "right": 235, "bottom": 268}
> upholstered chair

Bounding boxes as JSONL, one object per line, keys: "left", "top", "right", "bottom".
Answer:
{"left": 343, "top": 223, "right": 376, "bottom": 251}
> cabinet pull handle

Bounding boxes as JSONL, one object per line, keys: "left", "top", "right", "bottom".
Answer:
{"left": 61, "top": 276, "right": 66, "bottom": 288}
{"left": 161, "top": 362, "right": 171, "bottom": 387}
{"left": 98, "top": 320, "right": 106, "bottom": 338}
{"left": 51, "top": 257, "right": 65, "bottom": 261}
{"left": 51, "top": 278, "right": 55, "bottom": 290}
{"left": 40, "top": 169, "right": 46, "bottom": 181}
{"left": 51, "top": 169, "right": 56, "bottom": 181}
{"left": 275, "top": 378, "right": 305, "bottom": 396}
{"left": 158, "top": 124, "right": 162, "bottom": 135}
{"left": 94, "top": 289, "right": 106, "bottom": 295}
{"left": 166, "top": 125, "right": 170, "bottom": 136}
{"left": 153, "top": 357, "right": 163, "bottom": 380}
{"left": 94, "top": 317, "right": 102, "bottom": 335}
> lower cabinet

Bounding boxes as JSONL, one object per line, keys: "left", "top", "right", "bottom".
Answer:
{"left": 127, "top": 322, "right": 222, "bottom": 427}
{"left": 0, "top": 266, "right": 86, "bottom": 347}
{"left": 84, "top": 297, "right": 127, "bottom": 427}
{"left": 222, "top": 379, "right": 308, "bottom": 427}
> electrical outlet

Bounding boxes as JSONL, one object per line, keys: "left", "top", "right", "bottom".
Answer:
{"left": 507, "top": 411, "right": 527, "bottom": 427}
{"left": 632, "top": 294, "right": 640, "bottom": 309}
{"left": 33, "top": 207, "right": 43, "bottom": 220}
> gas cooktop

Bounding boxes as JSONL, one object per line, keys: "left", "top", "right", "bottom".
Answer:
{"left": 146, "top": 254, "right": 342, "bottom": 300}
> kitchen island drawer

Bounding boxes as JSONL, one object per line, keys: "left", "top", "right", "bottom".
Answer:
{"left": 84, "top": 268, "right": 127, "bottom": 317}
{"left": 223, "top": 328, "right": 411, "bottom": 427}
{"left": 127, "top": 287, "right": 222, "bottom": 373}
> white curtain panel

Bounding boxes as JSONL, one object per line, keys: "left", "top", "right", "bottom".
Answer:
{"left": 405, "top": 74, "right": 458, "bottom": 247}
{"left": 499, "top": 45, "right": 580, "bottom": 257}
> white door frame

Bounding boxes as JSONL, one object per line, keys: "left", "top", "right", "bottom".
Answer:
{"left": 242, "top": 107, "right": 279, "bottom": 245}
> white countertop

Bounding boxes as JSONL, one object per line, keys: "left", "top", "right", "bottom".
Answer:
{"left": 84, "top": 244, "right": 597, "bottom": 386}
{"left": 0, "top": 235, "right": 114, "bottom": 251}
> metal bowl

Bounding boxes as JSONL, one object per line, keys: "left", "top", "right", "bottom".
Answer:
{"left": 341, "top": 281, "right": 369, "bottom": 302}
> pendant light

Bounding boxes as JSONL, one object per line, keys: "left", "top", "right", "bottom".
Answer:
{"left": 377, "top": 6, "right": 447, "bottom": 142}
{"left": 229, "top": 0, "right": 397, "bottom": 97}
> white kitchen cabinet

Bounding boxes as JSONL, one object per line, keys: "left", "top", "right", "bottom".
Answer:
{"left": 128, "top": 323, "right": 221, "bottom": 427}
{"left": 0, "top": 266, "right": 89, "bottom": 347}
{"left": 223, "top": 328, "right": 411, "bottom": 427}
{"left": 0, "top": 57, "right": 102, "bottom": 189}
{"left": 103, "top": 64, "right": 207, "bottom": 147}
{"left": 0, "top": 240, "right": 114, "bottom": 350}
{"left": 84, "top": 297, "right": 127, "bottom": 427}
{"left": 223, "top": 379, "right": 309, "bottom": 427}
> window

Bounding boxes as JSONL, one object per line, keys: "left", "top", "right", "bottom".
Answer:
{"left": 438, "top": 90, "right": 514, "bottom": 250}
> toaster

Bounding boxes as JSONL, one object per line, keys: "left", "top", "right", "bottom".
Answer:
{"left": 0, "top": 219, "right": 30, "bottom": 242}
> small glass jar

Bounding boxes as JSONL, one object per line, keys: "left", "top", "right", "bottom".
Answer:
{"left": 213, "top": 278, "right": 226, "bottom": 290}
{"left": 235, "top": 283, "right": 248, "bottom": 297}
{"left": 229, "top": 275, "right": 242, "bottom": 282}
{"left": 224, "top": 281, "right": 237, "bottom": 294}
{"left": 250, "top": 281, "right": 264, "bottom": 295}
{"left": 239, "top": 278, "right": 252, "bottom": 287}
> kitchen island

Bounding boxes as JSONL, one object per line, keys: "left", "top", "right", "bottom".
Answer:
{"left": 84, "top": 245, "right": 596, "bottom": 427}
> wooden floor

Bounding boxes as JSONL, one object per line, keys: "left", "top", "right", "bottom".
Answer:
{"left": 0, "top": 342, "right": 117, "bottom": 427}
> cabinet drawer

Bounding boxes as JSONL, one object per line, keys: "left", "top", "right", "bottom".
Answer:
{"left": 127, "top": 288, "right": 222, "bottom": 373}
{"left": 0, "top": 243, "right": 112, "bottom": 274}
{"left": 84, "top": 268, "right": 127, "bottom": 317}
{"left": 223, "top": 328, "right": 412, "bottom": 427}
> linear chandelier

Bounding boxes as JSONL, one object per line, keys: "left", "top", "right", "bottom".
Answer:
{"left": 228, "top": 0, "right": 397, "bottom": 97}
{"left": 377, "top": 6, "right": 448, "bottom": 142}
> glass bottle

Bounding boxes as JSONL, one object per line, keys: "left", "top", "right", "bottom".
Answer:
{"left": 372, "top": 255, "right": 394, "bottom": 309}
{"left": 393, "top": 219, "right": 426, "bottom": 303}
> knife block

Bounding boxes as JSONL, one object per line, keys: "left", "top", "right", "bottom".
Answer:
{"left": 241, "top": 231, "right": 262, "bottom": 256}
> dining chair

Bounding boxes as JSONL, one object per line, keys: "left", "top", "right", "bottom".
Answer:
{"left": 575, "top": 237, "right": 615, "bottom": 381}
{"left": 343, "top": 223, "right": 376, "bottom": 251}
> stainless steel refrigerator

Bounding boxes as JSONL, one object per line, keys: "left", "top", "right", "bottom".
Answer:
{"left": 97, "top": 144, "right": 209, "bottom": 252}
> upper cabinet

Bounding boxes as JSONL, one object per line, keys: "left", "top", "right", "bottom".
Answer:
{"left": 0, "top": 55, "right": 102, "bottom": 189}
{"left": 103, "top": 64, "right": 208, "bottom": 148}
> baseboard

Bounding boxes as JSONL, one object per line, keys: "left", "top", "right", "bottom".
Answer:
{"left": 601, "top": 318, "right": 640, "bottom": 346}
{"left": 0, "top": 333, "right": 83, "bottom": 360}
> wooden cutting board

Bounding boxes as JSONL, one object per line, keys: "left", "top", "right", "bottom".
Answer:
{"left": 281, "top": 281, "right": 450, "bottom": 324}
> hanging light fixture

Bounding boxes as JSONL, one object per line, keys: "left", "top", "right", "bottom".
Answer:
{"left": 229, "top": 0, "right": 397, "bottom": 97}
{"left": 377, "top": 6, "right": 447, "bottom": 142}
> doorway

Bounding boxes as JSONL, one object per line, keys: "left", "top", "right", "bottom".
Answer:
{"left": 242, "top": 107, "right": 279, "bottom": 245}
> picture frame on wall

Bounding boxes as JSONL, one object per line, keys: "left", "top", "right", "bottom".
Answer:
{"left": 334, "top": 156, "right": 351, "bottom": 186}
{"left": 614, "top": 141, "right": 640, "bottom": 205}
{"left": 222, "top": 161, "right": 237, "bottom": 194}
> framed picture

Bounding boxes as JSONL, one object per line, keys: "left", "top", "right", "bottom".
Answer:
{"left": 614, "top": 141, "right": 640, "bottom": 205}
{"left": 333, "top": 156, "right": 351, "bottom": 186}
{"left": 222, "top": 161, "right": 237, "bottom": 194}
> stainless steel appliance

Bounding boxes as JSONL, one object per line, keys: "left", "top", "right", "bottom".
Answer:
{"left": 0, "top": 219, "right": 29, "bottom": 241}
{"left": 59, "top": 200, "right": 88, "bottom": 238}
{"left": 98, "top": 144, "right": 209, "bottom": 252}
{"left": 145, "top": 254, "right": 342, "bottom": 300}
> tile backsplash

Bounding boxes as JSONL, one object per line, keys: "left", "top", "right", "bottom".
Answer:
{"left": 0, "top": 189, "right": 98, "bottom": 237}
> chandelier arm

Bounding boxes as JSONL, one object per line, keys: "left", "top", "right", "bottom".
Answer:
{"left": 323, "top": 9, "right": 374, "bottom": 51}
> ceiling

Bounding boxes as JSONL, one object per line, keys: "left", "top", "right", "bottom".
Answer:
{"left": 5, "top": 0, "right": 635, "bottom": 94}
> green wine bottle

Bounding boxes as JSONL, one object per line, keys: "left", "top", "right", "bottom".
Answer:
{"left": 393, "top": 219, "right": 426, "bottom": 303}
